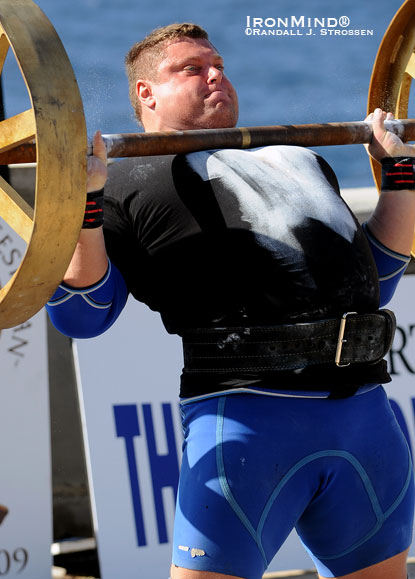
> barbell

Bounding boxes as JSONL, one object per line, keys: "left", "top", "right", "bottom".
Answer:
{"left": 0, "top": 0, "right": 415, "bottom": 329}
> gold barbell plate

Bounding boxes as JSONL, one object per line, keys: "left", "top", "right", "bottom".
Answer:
{"left": 0, "top": 0, "right": 87, "bottom": 329}
{"left": 367, "top": 0, "right": 415, "bottom": 255}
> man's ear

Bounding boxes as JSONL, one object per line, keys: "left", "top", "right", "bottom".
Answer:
{"left": 136, "top": 79, "right": 156, "bottom": 111}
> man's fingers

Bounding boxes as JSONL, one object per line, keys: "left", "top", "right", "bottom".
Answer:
{"left": 87, "top": 130, "right": 108, "bottom": 192}
{"left": 370, "top": 108, "right": 389, "bottom": 143}
{"left": 366, "top": 108, "right": 392, "bottom": 125}
{"left": 365, "top": 108, "right": 414, "bottom": 160}
{"left": 92, "top": 130, "right": 107, "bottom": 162}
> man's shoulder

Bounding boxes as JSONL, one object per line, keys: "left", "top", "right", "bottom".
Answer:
{"left": 107, "top": 155, "right": 174, "bottom": 179}
{"left": 186, "top": 145, "right": 322, "bottom": 169}
{"left": 183, "top": 145, "right": 329, "bottom": 185}
{"left": 247, "top": 145, "right": 321, "bottom": 163}
{"left": 105, "top": 155, "right": 175, "bottom": 199}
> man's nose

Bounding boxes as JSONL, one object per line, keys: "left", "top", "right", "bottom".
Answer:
{"left": 207, "top": 66, "right": 222, "bottom": 84}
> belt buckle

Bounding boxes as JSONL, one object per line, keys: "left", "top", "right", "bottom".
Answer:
{"left": 335, "top": 311, "right": 358, "bottom": 367}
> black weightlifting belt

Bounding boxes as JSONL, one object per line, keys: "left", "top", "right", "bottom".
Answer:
{"left": 182, "top": 310, "right": 396, "bottom": 374}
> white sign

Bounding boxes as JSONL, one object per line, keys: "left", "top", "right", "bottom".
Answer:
{"left": 383, "top": 276, "right": 415, "bottom": 560}
{"left": 0, "top": 219, "right": 52, "bottom": 578}
{"left": 75, "top": 276, "right": 415, "bottom": 578}
{"left": 75, "top": 298, "right": 184, "bottom": 579}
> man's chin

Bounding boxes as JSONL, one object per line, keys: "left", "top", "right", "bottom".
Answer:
{"left": 202, "top": 109, "right": 238, "bottom": 129}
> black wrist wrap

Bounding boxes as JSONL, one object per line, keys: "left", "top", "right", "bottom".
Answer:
{"left": 381, "top": 157, "right": 415, "bottom": 191}
{"left": 83, "top": 188, "right": 104, "bottom": 229}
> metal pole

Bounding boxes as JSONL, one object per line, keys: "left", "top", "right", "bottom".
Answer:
{"left": 2, "top": 119, "right": 415, "bottom": 164}
{"left": 0, "top": 77, "right": 10, "bottom": 179}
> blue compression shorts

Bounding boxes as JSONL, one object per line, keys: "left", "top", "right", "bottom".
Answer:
{"left": 172, "top": 387, "right": 414, "bottom": 578}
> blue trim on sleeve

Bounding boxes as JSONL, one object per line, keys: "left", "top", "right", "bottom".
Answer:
{"left": 363, "top": 222, "right": 410, "bottom": 306}
{"left": 46, "top": 260, "right": 128, "bottom": 338}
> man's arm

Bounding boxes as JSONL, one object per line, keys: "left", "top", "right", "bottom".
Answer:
{"left": 46, "top": 131, "right": 130, "bottom": 338}
{"left": 365, "top": 108, "right": 415, "bottom": 256}
{"left": 63, "top": 131, "right": 109, "bottom": 287}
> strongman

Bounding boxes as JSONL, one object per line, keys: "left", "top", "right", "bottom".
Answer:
{"left": 47, "top": 23, "right": 415, "bottom": 579}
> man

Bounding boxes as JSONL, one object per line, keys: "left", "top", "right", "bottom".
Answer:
{"left": 47, "top": 23, "right": 415, "bottom": 579}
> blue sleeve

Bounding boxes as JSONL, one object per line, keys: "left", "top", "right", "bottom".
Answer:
{"left": 362, "top": 222, "right": 411, "bottom": 307}
{"left": 45, "top": 260, "right": 128, "bottom": 338}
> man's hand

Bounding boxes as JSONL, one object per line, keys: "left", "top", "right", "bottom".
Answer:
{"left": 87, "top": 130, "right": 107, "bottom": 192}
{"left": 366, "top": 108, "right": 415, "bottom": 162}
{"left": 365, "top": 108, "right": 415, "bottom": 256}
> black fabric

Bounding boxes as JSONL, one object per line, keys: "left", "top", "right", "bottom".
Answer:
{"left": 83, "top": 188, "right": 104, "bottom": 229}
{"left": 102, "top": 146, "right": 387, "bottom": 396}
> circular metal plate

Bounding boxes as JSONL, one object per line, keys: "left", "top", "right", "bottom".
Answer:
{"left": 367, "top": 0, "right": 415, "bottom": 254}
{"left": 0, "top": 0, "right": 87, "bottom": 329}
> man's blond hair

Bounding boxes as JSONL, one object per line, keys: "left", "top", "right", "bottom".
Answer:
{"left": 125, "top": 23, "right": 210, "bottom": 124}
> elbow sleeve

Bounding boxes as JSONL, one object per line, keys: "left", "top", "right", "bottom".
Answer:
{"left": 46, "top": 261, "right": 128, "bottom": 338}
{"left": 363, "top": 222, "right": 411, "bottom": 307}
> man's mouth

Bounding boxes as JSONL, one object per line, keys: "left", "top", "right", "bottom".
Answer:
{"left": 205, "top": 89, "right": 229, "bottom": 101}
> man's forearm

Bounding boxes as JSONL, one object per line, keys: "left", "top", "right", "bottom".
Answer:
{"left": 364, "top": 109, "right": 415, "bottom": 256}
{"left": 62, "top": 130, "right": 109, "bottom": 288}
{"left": 366, "top": 189, "right": 415, "bottom": 256}
{"left": 63, "top": 227, "right": 108, "bottom": 288}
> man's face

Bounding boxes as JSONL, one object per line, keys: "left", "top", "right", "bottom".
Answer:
{"left": 143, "top": 38, "right": 239, "bottom": 131}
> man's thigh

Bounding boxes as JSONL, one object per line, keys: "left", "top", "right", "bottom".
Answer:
{"left": 173, "top": 394, "right": 314, "bottom": 578}
{"left": 295, "top": 388, "right": 414, "bottom": 577}
{"left": 173, "top": 389, "right": 414, "bottom": 579}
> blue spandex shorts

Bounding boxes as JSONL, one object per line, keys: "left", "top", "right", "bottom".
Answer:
{"left": 172, "top": 387, "right": 414, "bottom": 578}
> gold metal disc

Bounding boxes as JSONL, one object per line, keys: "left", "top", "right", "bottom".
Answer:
{"left": 367, "top": 0, "right": 415, "bottom": 254}
{"left": 0, "top": 0, "right": 87, "bottom": 329}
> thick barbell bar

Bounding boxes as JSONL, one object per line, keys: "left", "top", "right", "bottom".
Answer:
{"left": 1, "top": 119, "right": 415, "bottom": 165}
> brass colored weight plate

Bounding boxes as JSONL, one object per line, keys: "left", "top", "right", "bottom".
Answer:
{"left": 0, "top": 0, "right": 87, "bottom": 329}
{"left": 367, "top": 0, "right": 415, "bottom": 255}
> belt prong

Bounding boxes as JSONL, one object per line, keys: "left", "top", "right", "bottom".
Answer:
{"left": 335, "top": 312, "right": 357, "bottom": 367}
